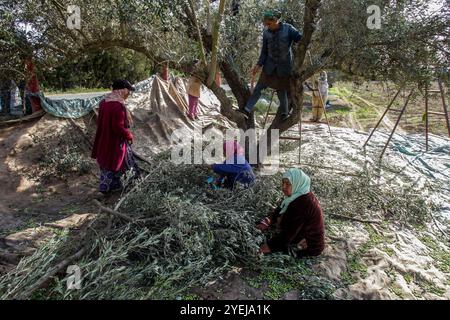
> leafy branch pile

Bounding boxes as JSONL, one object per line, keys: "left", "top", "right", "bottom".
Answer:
{"left": 0, "top": 151, "right": 282, "bottom": 299}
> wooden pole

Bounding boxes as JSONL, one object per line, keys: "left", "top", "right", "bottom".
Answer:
{"left": 379, "top": 89, "right": 415, "bottom": 160}
{"left": 363, "top": 88, "right": 402, "bottom": 149}
{"left": 263, "top": 90, "right": 275, "bottom": 129}
{"left": 93, "top": 200, "right": 135, "bottom": 223}
{"left": 425, "top": 84, "right": 429, "bottom": 152}
{"left": 207, "top": 0, "right": 227, "bottom": 86}
{"left": 438, "top": 79, "right": 450, "bottom": 138}
{"left": 298, "top": 98, "right": 303, "bottom": 165}
{"left": 307, "top": 51, "right": 332, "bottom": 137}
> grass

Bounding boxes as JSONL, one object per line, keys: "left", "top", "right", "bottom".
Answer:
{"left": 389, "top": 283, "right": 405, "bottom": 299}
{"left": 43, "top": 87, "right": 109, "bottom": 95}
{"left": 179, "top": 293, "right": 200, "bottom": 300}
{"left": 403, "top": 273, "right": 414, "bottom": 284}
{"left": 243, "top": 256, "right": 335, "bottom": 300}
{"left": 262, "top": 270, "right": 296, "bottom": 299}
{"left": 333, "top": 81, "right": 450, "bottom": 136}
{"left": 419, "top": 280, "right": 446, "bottom": 297}
{"left": 355, "top": 106, "right": 377, "bottom": 120}
{"left": 419, "top": 235, "right": 450, "bottom": 274}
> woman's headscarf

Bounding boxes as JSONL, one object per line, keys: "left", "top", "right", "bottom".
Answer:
{"left": 319, "top": 71, "right": 328, "bottom": 81}
{"left": 104, "top": 88, "right": 133, "bottom": 127}
{"left": 223, "top": 140, "right": 245, "bottom": 161}
{"left": 280, "top": 168, "right": 311, "bottom": 214}
{"left": 104, "top": 88, "right": 130, "bottom": 105}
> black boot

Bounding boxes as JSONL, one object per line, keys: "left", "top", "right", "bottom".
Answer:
{"left": 237, "top": 108, "right": 250, "bottom": 119}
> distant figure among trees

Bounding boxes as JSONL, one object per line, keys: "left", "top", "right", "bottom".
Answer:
{"left": 306, "top": 71, "right": 329, "bottom": 122}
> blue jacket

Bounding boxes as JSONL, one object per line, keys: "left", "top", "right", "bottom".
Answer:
{"left": 257, "top": 22, "right": 302, "bottom": 77}
{"left": 212, "top": 155, "right": 255, "bottom": 188}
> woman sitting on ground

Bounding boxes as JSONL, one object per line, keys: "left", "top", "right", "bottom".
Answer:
{"left": 257, "top": 168, "right": 325, "bottom": 258}
{"left": 210, "top": 140, "right": 255, "bottom": 189}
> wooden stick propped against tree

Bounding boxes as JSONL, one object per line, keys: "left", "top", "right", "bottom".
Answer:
{"left": 188, "top": 0, "right": 207, "bottom": 66}
{"left": 207, "top": 0, "right": 227, "bottom": 86}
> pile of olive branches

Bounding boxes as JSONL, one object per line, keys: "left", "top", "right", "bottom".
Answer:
{"left": 0, "top": 151, "right": 284, "bottom": 299}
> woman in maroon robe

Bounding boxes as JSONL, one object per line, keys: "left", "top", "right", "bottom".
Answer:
{"left": 91, "top": 80, "right": 140, "bottom": 194}
{"left": 257, "top": 168, "right": 325, "bottom": 258}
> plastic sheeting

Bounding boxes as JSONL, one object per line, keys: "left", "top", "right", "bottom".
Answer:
{"left": 30, "top": 92, "right": 105, "bottom": 119}
{"left": 28, "top": 74, "right": 157, "bottom": 118}
{"left": 125, "top": 75, "right": 236, "bottom": 157}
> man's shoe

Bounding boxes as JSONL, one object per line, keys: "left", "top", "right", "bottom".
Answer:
{"left": 237, "top": 108, "right": 250, "bottom": 119}
{"left": 280, "top": 114, "right": 289, "bottom": 122}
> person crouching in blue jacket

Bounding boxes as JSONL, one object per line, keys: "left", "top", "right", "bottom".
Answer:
{"left": 210, "top": 140, "right": 255, "bottom": 189}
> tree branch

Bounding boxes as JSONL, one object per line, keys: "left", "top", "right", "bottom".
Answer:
{"left": 188, "top": 0, "right": 208, "bottom": 66}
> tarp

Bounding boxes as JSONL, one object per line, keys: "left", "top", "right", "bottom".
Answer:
{"left": 125, "top": 75, "right": 236, "bottom": 156}
{"left": 28, "top": 74, "right": 160, "bottom": 118}
{"left": 30, "top": 92, "right": 105, "bottom": 119}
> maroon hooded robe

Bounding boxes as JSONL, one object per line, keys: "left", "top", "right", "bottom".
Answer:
{"left": 91, "top": 100, "right": 133, "bottom": 171}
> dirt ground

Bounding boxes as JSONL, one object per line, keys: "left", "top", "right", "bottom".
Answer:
{"left": 0, "top": 114, "right": 102, "bottom": 272}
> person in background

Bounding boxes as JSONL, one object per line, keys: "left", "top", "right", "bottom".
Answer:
{"left": 24, "top": 59, "right": 42, "bottom": 114}
{"left": 306, "top": 71, "right": 329, "bottom": 122}
{"left": 91, "top": 79, "right": 140, "bottom": 195}
{"left": 238, "top": 9, "right": 302, "bottom": 122}
{"left": 257, "top": 168, "right": 325, "bottom": 258}
{"left": 160, "top": 62, "right": 169, "bottom": 81}
{"left": 186, "top": 60, "right": 222, "bottom": 120}
{"left": 210, "top": 140, "right": 255, "bottom": 189}
{"left": 186, "top": 60, "right": 202, "bottom": 120}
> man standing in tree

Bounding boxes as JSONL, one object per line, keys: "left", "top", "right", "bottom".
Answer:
{"left": 238, "top": 9, "right": 302, "bottom": 121}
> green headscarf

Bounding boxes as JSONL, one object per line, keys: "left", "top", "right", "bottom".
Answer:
{"left": 263, "top": 9, "right": 281, "bottom": 20}
{"left": 280, "top": 168, "right": 311, "bottom": 214}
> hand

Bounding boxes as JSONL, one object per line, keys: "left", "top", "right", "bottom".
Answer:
{"left": 258, "top": 244, "right": 271, "bottom": 254}
{"left": 256, "top": 223, "right": 267, "bottom": 231}
{"left": 297, "top": 239, "right": 308, "bottom": 250}
{"left": 256, "top": 217, "right": 271, "bottom": 231}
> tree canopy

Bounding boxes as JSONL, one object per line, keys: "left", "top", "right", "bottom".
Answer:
{"left": 1, "top": 0, "right": 448, "bottom": 130}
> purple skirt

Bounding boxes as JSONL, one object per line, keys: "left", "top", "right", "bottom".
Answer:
{"left": 99, "top": 142, "right": 140, "bottom": 194}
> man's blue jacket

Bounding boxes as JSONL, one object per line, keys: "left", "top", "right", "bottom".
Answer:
{"left": 257, "top": 22, "right": 302, "bottom": 77}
